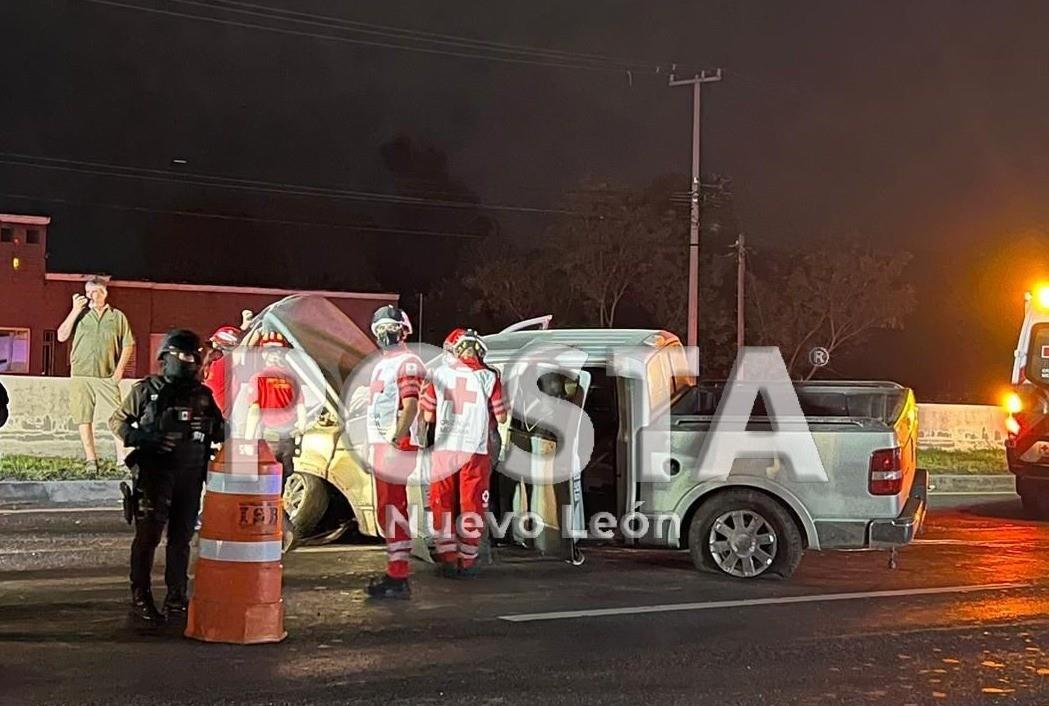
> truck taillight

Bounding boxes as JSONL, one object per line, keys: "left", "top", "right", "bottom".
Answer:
{"left": 869, "top": 447, "right": 903, "bottom": 495}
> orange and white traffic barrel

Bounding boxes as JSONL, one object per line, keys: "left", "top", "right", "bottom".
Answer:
{"left": 185, "top": 439, "right": 287, "bottom": 644}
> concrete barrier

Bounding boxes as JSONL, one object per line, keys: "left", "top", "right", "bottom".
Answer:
{"left": 917, "top": 403, "right": 1006, "bottom": 452}
{"left": 926, "top": 474, "right": 1015, "bottom": 494}
{"left": 0, "top": 480, "right": 121, "bottom": 506}
{"left": 0, "top": 375, "right": 134, "bottom": 460}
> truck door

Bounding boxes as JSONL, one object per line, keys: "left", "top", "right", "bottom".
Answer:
{"left": 501, "top": 347, "right": 591, "bottom": 562}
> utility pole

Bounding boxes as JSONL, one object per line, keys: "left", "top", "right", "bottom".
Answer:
{"left": 669, "top": 69, "right": 722, "bottom": 348}
{"left": 417, "top": 292, "right": 424, "bottom": 343}
{"left": 733, "top": 233, "right": 747, "bottom": 351}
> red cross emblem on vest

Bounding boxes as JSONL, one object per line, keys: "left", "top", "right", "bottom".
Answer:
{"left": 449, "top": 375, "right": 478, "bottom": 414}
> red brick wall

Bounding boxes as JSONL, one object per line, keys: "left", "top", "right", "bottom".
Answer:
{"left": 0, "top": 224, "right": 49, "bottom": 374}
{"left": 34, "top": 282, "right": 395, "bottom": 378}
{"left": 0, "top": 217, "right": 396, "bottom": 377}
{"left": 2, "top": 276, "right": 395, "bottom": 379}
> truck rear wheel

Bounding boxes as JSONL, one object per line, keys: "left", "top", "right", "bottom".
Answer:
{"left": 688, "top": 489, "right": 804, "bottom": 580}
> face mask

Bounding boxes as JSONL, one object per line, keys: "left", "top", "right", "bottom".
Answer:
{"left": 376, "top": 328, "right": 402, "bottom": 349}
{"left": 163, "top": 354, "right": 199, "bottom": 382}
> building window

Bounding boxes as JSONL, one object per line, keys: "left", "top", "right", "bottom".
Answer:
{"left": 0, "top": 228, "right": 12, "bottom": 243}
{"left": 26, "top": 229, "right": 40, "bottom": 244}
{"left": 42, "top": 329, "right": 57, "bottom": 376}
{"left": 0, "top": 327, "right": 30, "bottom": 374}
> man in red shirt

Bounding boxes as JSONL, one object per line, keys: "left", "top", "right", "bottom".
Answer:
{"left": 245, "top": 331, "right": 306, "bottom": 549}
{"left": 202, "top": 325, "right": 243, "bottom": 418}
{"left": 245, "top": 331, "right": 305, "bottom": 472}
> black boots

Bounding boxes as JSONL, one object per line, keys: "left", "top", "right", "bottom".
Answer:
{"left": 130, "top": 589, "right": 166, "bottom": 626}
{"left": 162, "top": 589, "right": 189, "bottom": 619}
{"left": 365, "top": 574, "right": 411, "bottom": 599}
{"left": 434, "top": 562, "right": 459, "bottom": 579}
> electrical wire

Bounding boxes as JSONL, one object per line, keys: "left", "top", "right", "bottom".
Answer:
{"left": 177, "top": 0, "right": 694, "bottom": 73}
{"left": 0, "top": 152, "right": 573, "bottom": 215}
{"left": 0, "top": 191, "right": 488, "bottom": 239}
{"left": 82, "top": 0, "right": 648, "bottom": 73}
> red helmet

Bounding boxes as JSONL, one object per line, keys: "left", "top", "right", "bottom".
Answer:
{"left": 209, "top": 325, "right": 242, "bottom": 350}
{"left": 443, "top": 328, "right": 466, "bottom": 353}
{"left": 257, "top": 330, "right": 291, "bottom": 349}
{"left": 453, "top": 329, "right": 487, "bottom": 360}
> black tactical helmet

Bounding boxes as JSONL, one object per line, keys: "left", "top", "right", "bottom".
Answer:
{"left": 370, "top": 305, "right": 412, "bottom": 335}
{"left": 371, "top": 305, "right": 412, "bottom": 348}
{"left": 156, "top": 328, "right": 203, "bottom": 361}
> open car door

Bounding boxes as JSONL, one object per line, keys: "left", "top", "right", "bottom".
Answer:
{"left": 501, "top": 343, "right": 591, "bottom": 563}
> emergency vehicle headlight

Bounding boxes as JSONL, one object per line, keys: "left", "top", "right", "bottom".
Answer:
{"left": 1005, "top": 391, "right": 1023, "bottom": 415}
{"left": 1034, "top": 283, "right": 1049, "bottom": 311}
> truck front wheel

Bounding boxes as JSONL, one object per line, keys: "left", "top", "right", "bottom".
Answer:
{"left": 283, "top": 472, "right": 330, "bottom": 537}
{"left": 1016, "top": 478, "right": 1049, "bottom": 519}
{"left": 688, "top": 489, "right": 804, "bottom": 580}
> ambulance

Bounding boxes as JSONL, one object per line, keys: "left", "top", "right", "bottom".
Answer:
{"left": 1006, "top": 285, "right": 1049, "bottom": 517}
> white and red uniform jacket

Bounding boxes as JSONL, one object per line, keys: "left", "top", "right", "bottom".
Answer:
{"left": 366, "top": 347, "right": 425, "bottom": 449}
{"left": 420, "top": 360, "right": 505, "bottom": 456}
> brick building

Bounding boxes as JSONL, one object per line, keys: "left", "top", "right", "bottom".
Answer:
{"left": 0, "top": 213, "right": 396, "bottom": 377}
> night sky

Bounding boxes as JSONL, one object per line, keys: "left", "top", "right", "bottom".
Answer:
{"left": 4, "top": 0, "right": 1049, "bottom": 402}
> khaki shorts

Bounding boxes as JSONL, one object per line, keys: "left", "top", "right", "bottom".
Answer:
{"left": 69, "top": 376, "right": 122, "bottom": 426}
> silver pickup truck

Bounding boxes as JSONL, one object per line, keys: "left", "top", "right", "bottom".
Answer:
{"left": 258, "top": 298, "right": 927, "bottom": 580}
{"left": 479, "top": 326, "right": 927, "bottom": 579}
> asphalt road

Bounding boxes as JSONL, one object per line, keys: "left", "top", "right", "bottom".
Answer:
{"left": 2, "top": 493, "right": 1049, "bottom": 705}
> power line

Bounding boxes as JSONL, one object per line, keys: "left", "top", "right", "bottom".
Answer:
{"left": 180, "top": 0, "right": 694, "bottom": 74}
{"left": 81, "top": 0, "right": 655, "bottom": 73}
{"left": 0, "top": 152, "right": 573, "bottom": 215}
{"left": 0, "top": 191, "right": 494, "bottom": 238}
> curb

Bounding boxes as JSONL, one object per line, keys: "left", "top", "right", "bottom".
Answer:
{"left": 0, "top": 480, "right": 121, "bottom": 507}
{"left": 927, "top": 473, "right": 1015, "bottom": 495}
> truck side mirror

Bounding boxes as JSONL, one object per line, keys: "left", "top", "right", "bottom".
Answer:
{"left": 1025, "top": 322, "right": 1049, "bottom": 388}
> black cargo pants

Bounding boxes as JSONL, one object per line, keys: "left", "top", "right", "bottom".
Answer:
{"left": 130, "top": 464, "right": 205, "bottom": 595}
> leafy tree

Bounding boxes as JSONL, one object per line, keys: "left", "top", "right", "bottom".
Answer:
{"left": 748, "top": 242, "right": 916, "bottom": 379}
{"left": 642, "top": 175, "right": 738, "bottom": 376}
{"left": 463, "top": 247, "right": 577, "bottom": 327}
{"left": 545, "top": 183, "right": 665, "bottom": 327}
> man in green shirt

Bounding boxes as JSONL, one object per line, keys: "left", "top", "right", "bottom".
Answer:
{"left": 57, "top": 276, "right": 135, "bottom": 472}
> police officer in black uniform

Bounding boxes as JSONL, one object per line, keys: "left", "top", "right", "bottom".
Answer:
{"left": 0, "top": 379, "right": 8, "bottom": 428}
{"left": 110, "top": 329, "right": 225, "bottom": 626}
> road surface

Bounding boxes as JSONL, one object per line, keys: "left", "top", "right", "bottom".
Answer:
{"left": 2, "top": 493, "right": 1048, "bottom": 705}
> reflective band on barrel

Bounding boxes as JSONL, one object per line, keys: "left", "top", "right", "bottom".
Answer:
{"left": 199, "top": 539, "right": 283, "bottom": 563}
{"left": 206, "top": 472, "right": 283, "bottom": 495}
